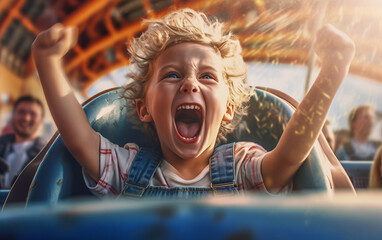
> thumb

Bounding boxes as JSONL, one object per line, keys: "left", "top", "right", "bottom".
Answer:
{"left": 66, "top": 26, "right": 78, "bottom": 49}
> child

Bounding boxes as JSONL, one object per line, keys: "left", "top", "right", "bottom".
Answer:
{"left": 32, "top": 9, "right": 355, "bottom": 198}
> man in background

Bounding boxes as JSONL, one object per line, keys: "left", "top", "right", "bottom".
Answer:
{"left": 0, "top": 96, "right": 46, "bottom": 189}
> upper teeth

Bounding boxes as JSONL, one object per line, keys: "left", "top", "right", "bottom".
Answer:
{"left": 177, "top": 105, "right": 201, "bottom": 111}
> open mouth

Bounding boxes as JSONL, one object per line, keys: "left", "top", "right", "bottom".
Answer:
{"left": 175, "top": 104, "right": 203, "bottom": 143}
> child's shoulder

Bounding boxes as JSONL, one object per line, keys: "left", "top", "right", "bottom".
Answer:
{"left": 231, "top": 142, "right": 268, "bottom": 168}
{"left": 217, "top": 142, "right": 267, "bottom": 159}
{"left": 98, "top": 133, "right": 140, "bottom": 153}
{"left": 233, "top": 141, "right": 267, "bottom": 151}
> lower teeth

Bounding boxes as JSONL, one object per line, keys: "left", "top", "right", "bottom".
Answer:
{"left": 182, "top": 136, "right": 196, "bottom": 140}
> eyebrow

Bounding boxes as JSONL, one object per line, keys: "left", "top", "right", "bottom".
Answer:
{"left": 157, "top": 63, "right": 181, "bottom": 72}
{"left": 158, "top": 63, "right": 219, "bottom": 73}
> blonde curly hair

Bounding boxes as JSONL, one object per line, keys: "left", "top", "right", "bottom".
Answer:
{"left": 123, "top": 8, "right": 251, "bottom": 142}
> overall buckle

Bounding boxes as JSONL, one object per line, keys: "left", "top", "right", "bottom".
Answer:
{"left": 211, "top": 182, "right": 235, "bottom": 196}
{"left": 122, "top": 181, "right": 148, "bottom": 198}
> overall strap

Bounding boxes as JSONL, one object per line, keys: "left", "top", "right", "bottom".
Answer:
{"left": 121, "top": 147, "right": 162, "bottom": 198}
{"left": 209, "top": 143, "right": 236, "bottom": 195}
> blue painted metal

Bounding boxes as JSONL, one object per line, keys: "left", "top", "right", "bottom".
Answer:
{"left": 26, "top": 88, "right": 331, "bottom": 206}
{"left": 1, "top": 193, "right": 382, "bottom": 239}
{"left": 0, "top": 190, "right": 9, "bottom": 207}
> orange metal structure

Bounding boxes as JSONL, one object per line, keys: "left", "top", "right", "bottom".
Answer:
{"left": 0, "top": 0, "right": 381, "bottom": 96}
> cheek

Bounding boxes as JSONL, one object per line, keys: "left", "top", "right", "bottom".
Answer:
{"left": 14, "top": 114, "right": 23, "bottom": 120}
{"left": 354, "top": 121, "right": 363, "bottom": 130}
{"left": 216, "top": 87, "right": 230, "bottom": 108}
{"left": 146, "top": 86, "right": 173, "bottom": 118}
{"left": 208, "top": 89, "right": 230, "bottom": 121}
{"left": 31, "top": 117, "right": 39, "bottom": 125}
{"left": 14, "top": 116, "right": 24, "bottom": 124}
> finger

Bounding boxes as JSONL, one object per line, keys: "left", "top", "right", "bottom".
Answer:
{"left": 65, "top": 26, "right": 78, "bottom": 49}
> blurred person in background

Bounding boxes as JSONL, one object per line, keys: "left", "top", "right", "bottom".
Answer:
{"left": 0, "top": 96, "right": 47, "bottom": 189}
{"left": 333, "top": 129, "right": 349, "bottom": 153}
{"left": 336, "top": 105, "right": 380, "bottom": 160}
{"left": 369, "top": 146, "right": 382, "bottom": 188}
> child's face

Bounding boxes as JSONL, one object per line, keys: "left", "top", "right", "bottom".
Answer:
{"left": 137, "top": 42, "right": 233, "bottom": 163}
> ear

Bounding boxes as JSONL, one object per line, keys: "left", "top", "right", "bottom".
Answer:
{"left": 223, "top": 104, "right": 234, "bottom": 122}
{"left": 136, "top": 98, "right": 152, "bottom": 122}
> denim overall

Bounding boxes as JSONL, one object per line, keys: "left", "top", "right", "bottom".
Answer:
{"left": 121, "top": 143, "right": 239, "bottom": 199}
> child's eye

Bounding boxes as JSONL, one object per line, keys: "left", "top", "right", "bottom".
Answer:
{"left": 164, "top": 72, "right": 180, "bottom": 79}
{"left": 200, "top": 73, "right": 215, "bottom": 80}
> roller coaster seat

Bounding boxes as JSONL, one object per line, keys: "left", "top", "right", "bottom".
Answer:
{"left": 24, "top": 87, "right": 339, "bottom": 205}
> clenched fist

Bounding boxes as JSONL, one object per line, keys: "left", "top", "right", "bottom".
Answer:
{"left": 32, "top": 23, "right": 77, "bottom": 59}
{"left": 314, "top": 24, "right": 355, "bottom": 72}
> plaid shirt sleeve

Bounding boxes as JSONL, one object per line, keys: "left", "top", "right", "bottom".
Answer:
{"left": 234, "top": 142, "right": 292, "bottom": 195}
{"left": 82, "top": 133, "right": 139, "bottom": 198}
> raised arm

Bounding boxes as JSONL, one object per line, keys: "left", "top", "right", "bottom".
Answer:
{"left": 262, "top": 24, "right": 355, "bottom": 191}
{"left": 32, "top": 24, "right": 100, "bottom": 181}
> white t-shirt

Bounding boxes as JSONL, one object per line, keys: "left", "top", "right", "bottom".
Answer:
{"left": 4, "top": 140, "right": 34, "bottom": 188}
{"left": 83, "top": 134, "right": 292, "bottom": 198}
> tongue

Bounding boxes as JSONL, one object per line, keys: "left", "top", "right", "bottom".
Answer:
{"left": 176, "top": 121, "right": 200, "bottom": 138}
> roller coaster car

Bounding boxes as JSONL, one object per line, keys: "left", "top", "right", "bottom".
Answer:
{"left": 1, "top": 87, "right": 354, "bottom": 209}
{"left": 3, "top": 87, "right": 373, "bottom": 239}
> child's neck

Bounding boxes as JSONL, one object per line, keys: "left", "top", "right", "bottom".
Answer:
{"left": 161, "top": 147, "right": 213, "bottom": 180}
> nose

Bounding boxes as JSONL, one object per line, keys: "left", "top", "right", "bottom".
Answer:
{"left": 179, "top": 77, "right": 200, "bottom": 94}
{"left": 20, "top": 110, "right": 36, "bottom": 123}
{"left": 18, "top": 113, "right": 30, "bottom": 124}
{"left": 24, "top": 112, "right": 33, "bottom": 122}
